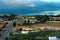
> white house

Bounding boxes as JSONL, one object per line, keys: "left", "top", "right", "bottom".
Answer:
{"left": 0, "top": 19, "right": 4, "bottom": 22}
{"left": 49, "top": 37, "right": 57, "bottom": 40}
{"left": 29, "top": 19, "right": 37, "bottom": 24}
{"left": 49, "top": 37, "right": 60, "bottom": 40}
{"left": 13, "top": 30, "right": 34, "bottom": 34}
{"left": 0, "top": 19, "right": 4, "bottom": 24}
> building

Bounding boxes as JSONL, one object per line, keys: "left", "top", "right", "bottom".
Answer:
{"left": 13, "top": 30, "right": 34, "bottom": 34}
{"left": 24, "top": 16, "right": 37, "bottom": 24}
{"left": 15, "top": 16, "right": 25, "bottom": 25}
{"left": 0, "top": 18, "right": 4, "bottom": 24}
{"left": 52, "top": 17, "right": 60, "bottom": 21}
{"left": 49, "top": 37, "right": 60, "bottom": 40}
{"left": 29, "top": 19, "right": 37, "bottom": 24}
{"left": 50, "top": 17, "right": 60, "bottom": 21}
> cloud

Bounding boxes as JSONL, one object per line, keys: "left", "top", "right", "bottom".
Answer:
{"left": 1, "top": 0, "right": 60, "bottom": 5}
{"left": 40, "top": 0, "right": 51, "bottom": 3}
{"left": 1, "top": 0, "right": 32, "bottom": 4}
{"left": 26, "top": 4, "right": 36, "bottom": 7}
{"left": 1, "top": 0, "right": 38, "bottom": 8}
{"left": 1, "top": 0, "right": 41, "bottom": 4}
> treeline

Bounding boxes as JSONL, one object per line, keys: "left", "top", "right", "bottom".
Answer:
{"left": 5, "top": 30, "right": 60, "bottom": 40}
{"left": 35, "top": 14, "right": 60, "bottom": 22}
{"left": 55, "top": 14, "right": 60, "bottom": 17}
{"left": 0, "top": 14, "right": 18, "bottom": 20}
{"left": 35, "top": 15, "right": 50, "bottom": 23}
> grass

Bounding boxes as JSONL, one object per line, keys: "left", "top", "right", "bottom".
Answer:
{"left": 45, "top": 21, "right": 60, "bottom": 27}
{"left": 5, "top": 30, "right": 60, "bottom": 40}
{"left": 0, "top": 24, "right": 4, "bottom": 29}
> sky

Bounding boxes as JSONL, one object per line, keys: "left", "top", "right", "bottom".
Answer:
{"left": 0, "top": 0, "right": 60, "bottom": 5}
{"left": 0, "top": 0, "right": 60, "bottom": 15}
{"left": 1, "top": 0, "right": 60, "bottom": 4}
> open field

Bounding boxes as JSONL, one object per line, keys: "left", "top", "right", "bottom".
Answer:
{"left": 12, "top": 21, "right": 60, "bottom": 32}
{"left": 31, "top": 21, "right": 60, "bottom": 30}
{"left": 45, "top": 21, "right": 60, "bottom": 27}
{"left": 0, "top": 24, "right": 4, "bottom": 29}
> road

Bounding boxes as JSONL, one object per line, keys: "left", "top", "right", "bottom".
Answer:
{"left": 0, "top": 22, "right": 14, "bottom": 40}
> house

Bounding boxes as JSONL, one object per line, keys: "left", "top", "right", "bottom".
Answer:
{"left": 0, "top": 19, "right": 4, "bottom": 22}
{"left": 50, "top": 17, "right": 60, "bottom": 21}
{"left": 0, "top": 19, "right": 4, "bottom": 24}
{"left": 13, "top": 30, "right": 34, "bottom": 34}
{"left": 49, "top": 37, "right": 57, "bottom": 40}
{"left": 49, "top": 37, "right": 60, "bottom": 40}
{"left": 29, "top": 19, "right": 37, "bottom": 24}
{"left": 15, "top": 16, "right": 25, "bottom": 25}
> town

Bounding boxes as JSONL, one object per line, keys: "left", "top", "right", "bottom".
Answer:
{"left": 0, "top": 14, "right": 60, "bottom": 40}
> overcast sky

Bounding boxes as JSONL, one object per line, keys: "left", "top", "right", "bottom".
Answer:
{"left": 0, "top": 0, "right": 60, "bottom": 15}
{"left": 0, "top": 0, "right": 59, "bottom": 9}
{"left": 0, "top": 0, "right": 60, "bottom": 6}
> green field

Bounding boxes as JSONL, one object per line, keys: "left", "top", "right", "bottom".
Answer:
{"left": 5, "top": 30, "right": 60, "bottom": 40}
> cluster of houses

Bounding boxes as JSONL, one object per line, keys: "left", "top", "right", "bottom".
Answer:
{"left": 50, "top": 16, "right": 60, "bottom": 21}
{"left": 15, "top": 16, "right": 25, "bottom": 25}
{"left": 16, "top": 16, "right": 37, "bottom": 25}
{"left": 41, "top": 27, "right": 56, "bottom": 31}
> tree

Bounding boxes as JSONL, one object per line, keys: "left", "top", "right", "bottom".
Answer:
{"left": 27, "top": 20, "right": 32, "bottom": 27}
{"left": 2, "top": 22, "right": 7, "bottom": 28}
{"left": 3, "top": 14, "right": 8, "bottom": 18}
{"left": 9, "top": 32, "right": 13, "bottom": 36}
{"left": 19, "top": 28, "right": 22, "bottom": 31}
{"left": 35, "top": 15, "right": 41, "bottom": 21}
{"left": 40, "top": 17, "right": 47, "bottom": 23}
{"left": 13, "top": 22, "right": 16, "bottom": 27}
{"left": 28, "top": 20, "right": 30, "bottom": 25}
{"left": 5, "top": 37, "right": 8, "bottom": 40}
{"left": 9, "top": 14, "right": 17, "bottom": 20}
{"left": 35, "top": 15, "right": 47, "bottom": 23}
{"left": 23, "top": 20, "right": 27, "bottom": 25}
{"left": 45, "top": 14, "right": 49, "bottom": 21}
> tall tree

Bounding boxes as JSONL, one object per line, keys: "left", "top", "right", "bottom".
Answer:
{"left": 9, "top": 14, "right": 17, "bottom": 20}
{"left": 3, "top": 14, "right": 8, "bottom": 18}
